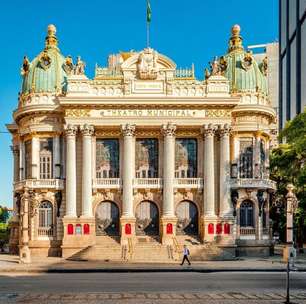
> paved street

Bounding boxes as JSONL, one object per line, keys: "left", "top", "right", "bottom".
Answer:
{"left": 0, "top": 272, "right": 306, "bottom": 303}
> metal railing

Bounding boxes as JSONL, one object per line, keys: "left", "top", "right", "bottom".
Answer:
{"left": 240, "top": 227, "right": 256, "bottom": 235}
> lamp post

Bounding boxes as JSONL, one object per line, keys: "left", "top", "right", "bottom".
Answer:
{"left": 283, "top": 184, "right": 298, "bottom": 304}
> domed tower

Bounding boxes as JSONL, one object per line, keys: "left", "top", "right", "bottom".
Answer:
{"left": 20, "top": 24, "right": 71, "bottom": 99}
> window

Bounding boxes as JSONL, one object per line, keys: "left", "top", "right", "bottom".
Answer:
{"left": 38, "top": 201, "right": 53, "bottom": 228}
{"left": 39, "top": 138, "right": 53, "bottom": 179}
{"left": 175, "top": 139, "right": 197, "bottom": 178}
{"left": 239, "top": 138, "right": 253, "bottom": 178}
{"left": 135, "top": 139, "right": 158, "bottom": 178}
{"left": 24, "top": 140, "right": 32, "bottom": 179}
{"left": 240, "top": 201, "right": 254, "bottom": 227}
{"left": 96, "top": 139, "right": 119, "bottom": 178}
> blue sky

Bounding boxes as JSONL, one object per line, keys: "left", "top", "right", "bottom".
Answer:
{"left": 0, "top": 0, "right": 278, "bottom": 207}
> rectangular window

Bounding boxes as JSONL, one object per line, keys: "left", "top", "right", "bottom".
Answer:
{"left": 239, "top": 138, "right": 253, "bottom": 178}
{"left": 290, "top": 38, "right": 297, "bottom": 118}
{"left": 39, "top": 138, "right": 53, "bottom": 179}
{"left": 24, "top": 140, "right": 32, "bottom": 179}
{"left": 281, "top": 0, "right": 288, "bottom": 53}
{"left": 96, "top": 139, "right": 119, "bottom": 178}
{"left": 175, "top": 138, "right": 197, "bottom": 178}
{"left": 135, "top": 139, "right": 159, "bottom": 178}
{"left": 301, "top": 20, "right": 306, "bottom": 110}
{"left": 289, "top": 0, "right": 297, "bottom": 38}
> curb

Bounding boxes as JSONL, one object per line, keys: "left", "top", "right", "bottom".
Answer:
{"left": 0, "top": 267, "right": 305, "bottom": 274}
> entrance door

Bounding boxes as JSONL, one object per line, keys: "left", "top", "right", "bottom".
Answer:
{"left": 176, "top": 201, "right": 198, "bottom": 235}
{"left": 136, "top": 201, "right": 159, "bottom": 236}
{"left": 95, "top": 201, "right": 119, "bottom": 236}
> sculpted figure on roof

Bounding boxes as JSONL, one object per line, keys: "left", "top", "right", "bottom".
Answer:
{"left": 74, "top": 56, "right": 86, "bottom": 75}
{"left": 137, "top": 47, "right": 159, "bottom": 80}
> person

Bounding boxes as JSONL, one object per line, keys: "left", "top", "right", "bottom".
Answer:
{"left": 180, "top": 245, "right": 191, "bottom": 266}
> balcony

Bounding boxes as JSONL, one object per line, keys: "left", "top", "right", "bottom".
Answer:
{"left": 173, "top": 178, "right": 203, "bottom": 189}
{"left": 230, "top": 178, "right": 276, "bottom": 190}
{"left": 133, "top": 178, "right": 162, "bottom": 189}
{"left": 14, "top": 179, "right": 64, "bottom": 191}
{"left": 93, "top": 178, "right": 121, "bottom": 189}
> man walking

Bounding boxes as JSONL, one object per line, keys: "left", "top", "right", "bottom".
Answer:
{"left": 180, "top": 245, "right": 191, "bottom": 265}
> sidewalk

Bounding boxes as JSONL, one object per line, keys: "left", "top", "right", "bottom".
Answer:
{"left": 1, "top": 253, "right": 306, "bottom": 273}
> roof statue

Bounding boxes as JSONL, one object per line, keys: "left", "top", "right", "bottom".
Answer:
{"left": 137, "top": 48, "right": 159, "bottom": 80}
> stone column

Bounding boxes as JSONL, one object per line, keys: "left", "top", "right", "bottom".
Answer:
{"left": 203, "top": 124, "right": 216, "bottom": 217}
{"left": 19, "top": 141, "right": 25, "bottom": 180}
{"left": 64, "top": 125, "right": 77, "bottom": 217}
{"left": 53, "top": 135, "right": 61, "bottom": 179}
{"left": 161, "top": 123, "right": 176, "bottom": 218}
{"left": 19, "top": 188, "right": 31, "bottom": 263}
{"left": 254, "top": 131, "right": 261, "bottom": 178}
{"left": 31, "top": 136, "right": 40, "bottom": 179}
{"left": 11, "top": 145, "right": 19, "bottom": 221}
{"left": 121, "top": 124, "right": 136, "bottom": 218}
{"left": 219, "top": 124, "right": 232, "bottom": 217}
{"left": 80, "top": 124, "right": 94, "bottom": 217}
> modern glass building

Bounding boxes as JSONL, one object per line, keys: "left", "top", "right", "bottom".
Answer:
{"left": 279, "top": 0, "right": 306, "bottom": 129}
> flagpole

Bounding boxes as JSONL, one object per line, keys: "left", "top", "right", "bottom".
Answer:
{"left": 146, "top": 0, "right": 149, "bottom": 48}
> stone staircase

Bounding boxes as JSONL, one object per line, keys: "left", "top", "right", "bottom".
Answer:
{"left": 68, "top": 236, "right": 124, "bottom": 262}
{"left": 130, "top": 236, "right": 174, "bottom": 262}
{"left": 173, "top": 235, "right": 225, "bottom": 261}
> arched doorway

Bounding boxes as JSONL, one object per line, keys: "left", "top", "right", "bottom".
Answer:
{"left": 176, "top": 200, "right": 198, "bottom": 235}
{"left": 95, "top": 201, "right": 119, "bottom": 236}
{"left": 135, "top": 201, "right": 159, "bottom": 236}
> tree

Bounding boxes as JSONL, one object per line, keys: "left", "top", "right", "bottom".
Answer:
{"left": 0, "top": 206, "right": 10, "bottom": 223}
{"left": 270, "top": 110, "right": 306, "bottom": 250}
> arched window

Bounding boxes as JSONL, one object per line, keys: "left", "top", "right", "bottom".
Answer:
{"left": 38, "top": 201, "right": 53, "bottom": 228}
{"left": 240, "top": 201, "right": 254, "bottom": 227}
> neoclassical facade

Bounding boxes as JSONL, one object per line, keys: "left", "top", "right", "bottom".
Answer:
{"left": 7, "top": 24, "right": 277, "bottom": 262}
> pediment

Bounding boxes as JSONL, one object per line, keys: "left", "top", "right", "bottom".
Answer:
{"left": 121, "top": 48, "right": 176, "bottom": 71}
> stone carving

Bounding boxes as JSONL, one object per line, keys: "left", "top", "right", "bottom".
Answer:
{"left": 74, "top": 56, "right": 86, "bottom": 75}
{"left": 64, "top": 124, "right": 78, "bottom": 136}
{"left": 219, "top": 124, "right": 232, "bottom": 137}
{"left": 230, "top": 189, "right": 239, "bottom": 216}
{"left": 257, "top": 190, "right": 265, "bottom": 217}
{"left": 203, "top": 124, "right": 216, "bottom": 137}
{"left": 80, "top": 124, "right": 94, "bottom": 136}
{"left": 205, "top": 109, "right": 231, "bottom": 118}
{"left": 121, "top": 124, "right": 136, "bottom": 137}
{"left": 241, "top": 51, "right": 253, "bottom": 71}
{"left": 63, "top": 56, "right": 74, "bottom": 75}
{"left": 28, "top": 191, "right": 40, "bottom": 218}
{"left": 161, "top": 122, "right": 176, "bottom": 137}
{"left": 65, "top": 109, "right": 90, "bottom": 118}
{"left": 55, "top": 191, "right": 62, "bottom": 217}
{"left": 210, "top": 56, "right": 222, "bottom": 76}
{"left": 137, "top": 48, "right": 159, "bottom": 80}
{"left": 14, "top": 193, "right": 21, "bottom": 215}
{"left": 21, "top": 56, "right": 30, "bottom": 76}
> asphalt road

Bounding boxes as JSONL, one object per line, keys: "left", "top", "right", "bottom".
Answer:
{"left": 0, "top": 272, "right": 305, "bottom": 303}
{"left": 1, "top": 271, "right": 306, "bottom": 293}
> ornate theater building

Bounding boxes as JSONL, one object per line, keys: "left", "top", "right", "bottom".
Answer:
{"left": 7, "top": 24, "right": 277, "bottom": 263}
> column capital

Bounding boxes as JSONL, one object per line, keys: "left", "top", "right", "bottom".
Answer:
{"left": 121, "top": 124, "right": 136, "bottom": 137}
{"left": 80, "top": 124, "right": 94, "bottom": 136}
{"left": 64, "top": 124, "right": 78, "bottom": 137}
{"left": 219, "top": 124, "right": 232, "bottom": 138}
{"left": 203, "top": 123, "right": 216, "bottom": 138}
{"left": 161, "top": 122, "right": 176, "bottom": 137}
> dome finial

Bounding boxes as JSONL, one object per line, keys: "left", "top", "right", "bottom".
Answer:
{"left": 45, "top": 24, "right": 58, "bottom": 49}
{"left": 228, "top": 24, "right": 243, "bottom": 53}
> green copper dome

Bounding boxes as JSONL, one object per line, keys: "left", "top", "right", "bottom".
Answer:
{"left": 21, "top": 25, "right": 69, "bottom": 95}
{"left": 216, "top": 25, "right": 268, "bottom": 95}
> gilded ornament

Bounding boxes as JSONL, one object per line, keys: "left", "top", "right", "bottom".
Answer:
{"left": 65, "top": 109, "right": 90, "bottom": 118}
{"left": 161, "top": 122, "right": 176, "bottom": 137}
{"left": 39, "top": 51, "right": 51, "bottom": 70}
{"left": 21, "top": 56, "right": 30, "bottom": 76}
{"left": 63, "top": 56, "right": 74, "bottom": 75}
{"left": 241, "top": 51, "right": 253, "bottom": 71}
{"left": 205, "top": 109, "right": 231, "bottom": 118}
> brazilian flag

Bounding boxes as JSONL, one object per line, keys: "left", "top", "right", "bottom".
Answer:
{"left": 147, "top": 0, "right": 151, "bottom": 23}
